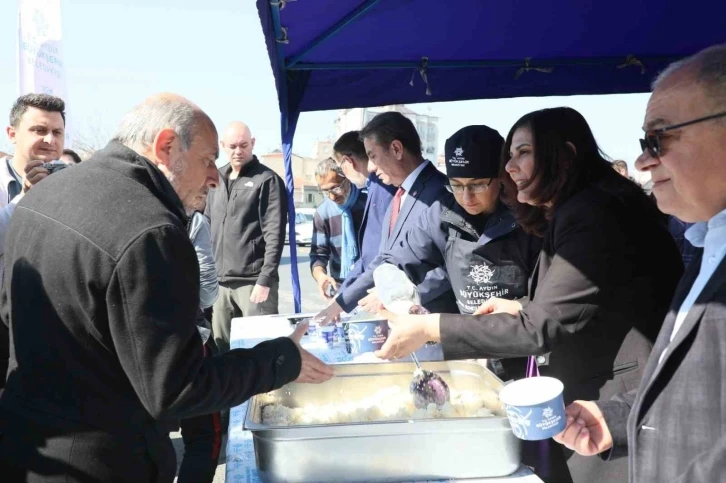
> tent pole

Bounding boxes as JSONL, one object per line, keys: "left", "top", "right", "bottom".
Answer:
{"left": 286, "top": 0, "right": 383, "bottom": 67}
{"left": 270, "top": 0, "right": 302, "bottom": 313}
{"left": 281, "top": 110, "right": 302, "bottom": 313}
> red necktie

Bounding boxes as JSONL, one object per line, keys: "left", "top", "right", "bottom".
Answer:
{"left": 389, "top": 187, "right": 405, "bottom": 236}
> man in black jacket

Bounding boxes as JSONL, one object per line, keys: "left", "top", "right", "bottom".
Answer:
{"left": 205, "top": 121, "right": 286, "bottom": 353}
{"left": 0, "top": 94, "right": 333, "bottom": 483}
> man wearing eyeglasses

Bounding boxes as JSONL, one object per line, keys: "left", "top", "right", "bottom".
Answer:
{"left": 309, "top": 158, "right": 367, "bottom": 300}
{"left": 331, "top": 131, "right": 396, "bottom": 302}
{"left": 315, "top": 112, "right": 457, "bottom": 323}
{"left": 554, "top": 44, "right": 726, "bottom": 483}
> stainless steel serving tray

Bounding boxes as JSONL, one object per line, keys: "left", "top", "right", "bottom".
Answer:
{"left": 244, "top": 360, "right": 521, "bottom": 482}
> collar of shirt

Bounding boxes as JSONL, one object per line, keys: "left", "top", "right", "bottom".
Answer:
{"left": 399, "top": 160, "right": 429, "bottom": 205}
{"left": 661, "top": 207, "right": 726, "bottom": 358}
{"left": 2, "top": 157, "right": 22, "bottom": 202}
{"left": 6, "top": 158, "right": 22, "bottom": 183}
{"left": 685, "top": 209, "right": 726, "bottom": 248}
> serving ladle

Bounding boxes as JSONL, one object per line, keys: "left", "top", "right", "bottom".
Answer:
{"left": 373, "top": 264, "right": 451, "bottom": 409}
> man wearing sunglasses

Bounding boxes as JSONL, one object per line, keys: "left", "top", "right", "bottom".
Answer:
{"left": 554, "top": 44, "right": 726, "bottom": 483}
{"left": 309, "top": 158, "right": 367, "bottom": 300}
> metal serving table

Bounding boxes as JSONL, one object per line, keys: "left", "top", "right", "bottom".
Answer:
{"left": 226, "top": 315, "right": 543, "bottom": 483}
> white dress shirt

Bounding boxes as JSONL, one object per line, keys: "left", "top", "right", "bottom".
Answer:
{"left": 659, "top": 208, "right": 726, "bottom": 363}
{"left": 399, "top": 160, "right": 430, "bottom": 206}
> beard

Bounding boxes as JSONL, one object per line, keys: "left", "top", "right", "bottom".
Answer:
{"left": 167, "top": 152, "right": 208, "bottom": 215}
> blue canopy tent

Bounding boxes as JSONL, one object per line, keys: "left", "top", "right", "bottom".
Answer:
{"left": 256, "top": 0, "right": 725, "bottom": 312}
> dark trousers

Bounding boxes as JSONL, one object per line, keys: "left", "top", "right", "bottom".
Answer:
{"left": 0, "top": 408, "right": 176, "bottom": 483}
{"left": 176, "top": 343, "right": 222, "bottom": 483}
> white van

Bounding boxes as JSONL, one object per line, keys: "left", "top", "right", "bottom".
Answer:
{"left": 285, "top": 207, "right": 316, "bottom": 246}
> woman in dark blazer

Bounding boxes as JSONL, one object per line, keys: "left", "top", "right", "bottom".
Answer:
{"left": 375, "top": 107, "right": 684, "bottom": 483}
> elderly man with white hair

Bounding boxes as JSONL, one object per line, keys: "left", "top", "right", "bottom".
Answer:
{"left": 0, "top": 93, "right": 333, "bottom": 482}
{"left": 554, "top": 44, "right": 726, "bottom": 482}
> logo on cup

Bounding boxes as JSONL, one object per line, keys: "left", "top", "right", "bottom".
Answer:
{"left": 505, "top": 406, "right": 533, "bottom": 439}
{"left": 499, "top": 376, "right": 567, "bottom": 441}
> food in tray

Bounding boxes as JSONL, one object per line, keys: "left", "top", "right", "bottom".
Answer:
{"left": 260, "top": 385, "right": 502, "bottom": 426}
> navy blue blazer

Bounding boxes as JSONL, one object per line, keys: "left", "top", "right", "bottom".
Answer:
{"left": 336, "top": 162, "right": 457, "bottom": 313}
{"left": 339, "top": 174, "right": 395, "bottom": 293}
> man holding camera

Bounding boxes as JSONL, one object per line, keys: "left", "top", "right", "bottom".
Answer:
{"left": 0, "top": 94, "right": 65, "bottom": 278}
{"left": 0, "top": 93, "right": 65, "bottom": 396}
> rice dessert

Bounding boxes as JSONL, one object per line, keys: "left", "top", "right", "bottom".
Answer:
{"left": 260, "top": 385, "right": 502, "bottom": 426}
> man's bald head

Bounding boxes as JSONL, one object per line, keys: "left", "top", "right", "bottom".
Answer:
{"left": 221, "top": 121, "right": 256, "bottom": 172}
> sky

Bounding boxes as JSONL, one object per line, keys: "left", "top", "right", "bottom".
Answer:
{"left": 1, "top": 0, "right": 652, "bottom": 180}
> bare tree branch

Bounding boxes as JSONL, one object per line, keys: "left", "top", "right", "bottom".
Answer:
{"left": 72, "top": 116, "right": 113, "bottom": 160}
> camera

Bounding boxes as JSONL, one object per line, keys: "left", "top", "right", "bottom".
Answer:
{"left": 41, "top": 161, "right": 69, "bottom": 174}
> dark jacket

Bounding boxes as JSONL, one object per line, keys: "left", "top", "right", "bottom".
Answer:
{"left": 205, "top": 157, "right": 287, "bottom": 287}
{"left": 338, "top": 173, "right": 396, "bottom": 292}
{"left": 379, "top": 195, "right": 542, "bottom": 314}
{"left": 439, "top": 172, "right": 683, "bottom": 481}
{"left": 0, "top": 143, "right": 301, "bottom": 480}
{"left": 440, "top": 172, "right": 682, "bottom": 399}
{"left": 336, "top": 162, "right": 458, "bottom": 313}
{"left": 598, "top": 249, "right": 726, "bottom": 483}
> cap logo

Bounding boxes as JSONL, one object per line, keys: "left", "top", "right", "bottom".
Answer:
{"left": 449, "top": 146, "right": 468, "bottom": 167}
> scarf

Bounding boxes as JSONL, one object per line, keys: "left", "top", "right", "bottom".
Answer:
{"left": 336, "top": 183, "right": 360, "bottom": 278}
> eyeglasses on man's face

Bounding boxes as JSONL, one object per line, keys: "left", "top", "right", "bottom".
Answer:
{"left": 320, "top": 178, "right": 349, "bottom": 196}
{"left": 445, "top": 178, "right": 494, "bottom": 194}
{"left": 639, "top": 111, "right": 726, "bottom": 158}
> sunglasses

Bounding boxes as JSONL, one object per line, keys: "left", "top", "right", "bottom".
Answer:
{"left": 445, "top": 178, "right": 494, "bottom": 194}
{"left": 640, "top": 111, "right": 726, "bottom": 158}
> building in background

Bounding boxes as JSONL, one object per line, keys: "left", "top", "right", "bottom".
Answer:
{"left": 312, "top": 138, "right": 334, "bottom": 160}
{"left": 259, "top": 149, "right": 324, "bottom": 208}
{"left": 436, "top": 153, "right": 446, "bottom": 174}
{"left": 334, "top": 104, "right": 439, "bottom": 158}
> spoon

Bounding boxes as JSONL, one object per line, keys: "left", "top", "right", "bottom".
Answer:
{"left": 403, "top": 304, "right": 450, "bottom": 408}
{"left": 409, "top": 351, "right": 451, "bottom": 409}
{"left": 372, "top": 264, "right": 451, "bottom": 408}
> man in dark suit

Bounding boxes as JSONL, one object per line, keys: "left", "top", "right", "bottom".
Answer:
{"left": 554, "top": 43, "right": 726, "bottom": 482}
{"left": 316, "top": 112, "right": 457, "bottom": 322}
{"left": 331, "top": 131, "right": 396, "bottom": 299}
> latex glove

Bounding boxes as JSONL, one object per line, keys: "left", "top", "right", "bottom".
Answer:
{"left": 288, "top": 321, "right": 335, "bottom": 383}
{"left": 373, "top": 308, "right": 440, "bottom": 360}
{"left": 472, "top": 297, "right": 523, "bottom": 316}
{"left": 553, "top": 400, "right": 614, "bottom": 456}
{"left": 358, "top": 288, "right": 383, "bottom": 314}
{"left": 313, "top": 300, "right": 343, "bottom": 326}
{"left": 250, "top": 284, "right": 270, "bottom": 304}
